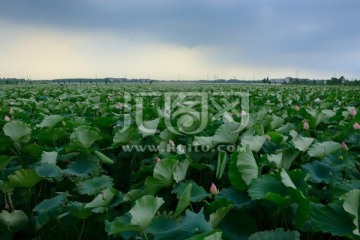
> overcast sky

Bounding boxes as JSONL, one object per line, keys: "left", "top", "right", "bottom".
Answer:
{"left": 0, "top": 0, "right": 359, "bottom": 80}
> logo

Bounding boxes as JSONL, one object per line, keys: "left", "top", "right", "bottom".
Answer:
{"left": 116, "top": 91, "right": 249, "bottom": 136}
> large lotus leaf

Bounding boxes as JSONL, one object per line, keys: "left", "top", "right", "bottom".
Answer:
{"left": 59, "top": 201, "right": 92, "bottom": 220}
{"left": 0, "top": 210, "right": 29, "bottom": 232}
{"left": 281, "top": 149, "right": 299, "bottom": 170}
{"left": 144, "top": 177, "right": 170, "bottom": 196}
{"left": 228, "top": 153, "right": 247, "bottom": 190}
{"left": 307, "top": 141, "right": 341, "bottom": 158}
{"left": 332, "top": 180, "right": 360, "bottom": 199}
{"left": 153, "top": 157, "right": 178, "bottom": 183}
{"left": 291, "top": 136, "right": 315, "bottom": 152}
{"left": 145, "top": 158, "right": 179, "bottom": 194}
{"left": 340, "top": 189, "right": 360, "bottom": 236}
{"left": 8, "top": 169, "right": 41, "bottom": 188}
{"left": 109, "top": 195, "right": 164, "bottom": 234}
{"left": 112, "top": 127, "right": 134, "bottom": 146}
{"left": 77, "top": 175, "right": 113, "bottom": 195}
{"left": 313, "top": 109, "right": 335, "bottom": 127}
{"left": 173, "top": 158, "right": 191, "bottom": 183}
{"left": 311, "top": 201, "right": 355, "bottom": 237}
{"left": 173, "top": 180, "right": 211, "bottom": 202}
{"left": 33, "top": 192, "right": 68, "bottom": 230}
{"left": 187, "top": 230, "right": 222, "bottom": 240}
{"left": 69, "top": 125, "right": 101, "bottom": 150}
{"left": 232, "top": 145, "right": 258, "bottom": 186}
{"left": 3, "top": 120, "right": 31, "bottom": 144}
{"left": 240, "top": 135, "right": 266, "bottom": 152}
{"left": 37, "top": 115, "right": 63, "bottom": 128}
{"left": 85, "top": 187, "right": 115, "bottom": 209}
{"left": 174, "top": 183, "right": 192, "bottom": 217}
{"left": 280, "top": 169, "right": 296, "bottom": 189}
{"left": 270, "top": 115, "right": 284, "bottom": 130}
{"left": 23, "top": 143, "right": 44, "bottom": 159}
{"left": 267, "top": 150, "right": 299, "bottom": 171}
{"left": 146, "top": 209, "right": 211, "bottom": 240}
{"left": 248, "top": 174, "right": 287, "bottom": 200}
{"left": 267, "top": 131, "right": 285, "bottom": 145}
{"left": 143, "top": 215, "right": 178, "bottom": 238}
{"left": 129, "top": 195, "right": 164, "bottom": 230}
{"left": 249, "top": 228, "right": 300, "bottom": 240}
{"left": 216, "top": 187, "right": 251, "bottom": 209}
{"left": 214, "top": 122, "right": 241, "bottom": 145}
{"left": 35, "top": 163, "right": 61, "bottom": 179}
{"left": 289, "top": 187, "right": 311, "bottom": 229}
{"left": 267, "top": 153, "right": 282, "bottom": 169}
{"left": 276, "top": 123, "right": 295, "bottom": 134}
{"left": 209, "top": 204, "right": 233, "bottom": 228}
{"left": 302, "top": 161, "right": 342, "bottom": 184}
{"left": 40, "top": 151, "right": 58, "bottom": 165}
{"left": 0, "top": 155, "right": 14, "bottom": 171}
{"left": 62, "top": 158, "right": 97, "bottom": 177}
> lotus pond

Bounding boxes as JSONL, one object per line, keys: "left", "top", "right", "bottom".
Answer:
{"left": 0, "top": 83, "right": 360, "bottom": 239}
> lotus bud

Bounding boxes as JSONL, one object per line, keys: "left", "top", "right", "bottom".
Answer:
{"left": 341, "top": 142, "right": 349, "bottom": 151}
{"left": 168, "top": 139, "right": 175, "bottom": 146}
{"left": 9, "top": 107, "right": 14, "bottom": 115}
{"left": 155, "top": 157, "right": 161, "bottom": 163}
{"left": 294, "top": 105, "right": 300, "bottom": 111}
{"left": 210, "top": 183, "right": 219, "bottom": 195}
{"left": 4, "top": 115, "right": 10, "bottom": 122}
{"left": 353, "top": 122, "right": 360, "bottom": 130}
{"left": 303, "top": 120, "right": 309, "bottom": 130}
{"left": 314, "top": 98, "right": 320, "bottom": 103}
{"left": 350, "top": 108, "right": 357, "bottom": 117}
{"left": 266, "top": 135, "right": 271, "bottom": 142}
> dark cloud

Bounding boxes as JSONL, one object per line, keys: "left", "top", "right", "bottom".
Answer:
{"left": 1, "top": 0, "right": 359, "bottom": 77}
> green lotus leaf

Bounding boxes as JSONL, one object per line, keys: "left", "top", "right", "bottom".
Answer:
{"left": 0, "top": 210, "right": 29, "bottom": 232}
{"left": 37, "top": 115, "right": 63, "bottom": 128}
{"left": 3, "top": 120, "right": 31, "bottom": 144}
{"left": 8, "top": 169, "right": 41, "bottom": 188}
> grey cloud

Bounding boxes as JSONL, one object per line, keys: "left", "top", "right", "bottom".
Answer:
{"left": 1, "top": 0, "right": 359, "bottom": 77}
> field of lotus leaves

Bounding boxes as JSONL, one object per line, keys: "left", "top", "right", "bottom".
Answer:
{"left": 0, "top": 83, "right": 360, "bottom": 239}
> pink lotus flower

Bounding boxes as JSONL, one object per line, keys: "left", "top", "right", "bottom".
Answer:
{"left": 266, "top": 135, "right": 271, "bottom": 142}
{"left": 294, "top": 105, "right": 300, "bottom": 111}
{"left": 168, "top": 139, "right": 175, "bottom": 146}
{"left": 341, "top": 142, "right": 349, "bottom": 151}
{"left": 354, "top": 122, "right": 360, "bottom": 130}
{"left": 303, "top": 120, "right": 309, "bottom": 130}
{"left": 155, "top": 157, "right": 161, "bottom": 163}
{"left": 4, "top": 115, "right": 10, "bottom": 122}
{"left": 210, "top": 183, "right": 219, "bottom": 195}
{"left": 350, "top": 108, "right": 357, "bottom": 117}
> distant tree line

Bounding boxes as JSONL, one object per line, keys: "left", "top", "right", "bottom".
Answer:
{"left": 0, "top": 76, "right": 359, "bottom": 85}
